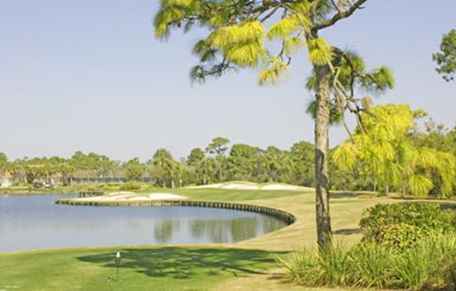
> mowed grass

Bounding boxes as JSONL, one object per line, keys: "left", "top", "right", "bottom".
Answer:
{"left": 0, "top": 247, "right": 284, "bottom": 291}
{"left": 174, "top": 188, "right": 311, "bottom": 201}
{"left": 0, "top": 189, "right": 390, "bottom": 291}
{"left": 0, "top": 185, "right": 311, "bottom": 202}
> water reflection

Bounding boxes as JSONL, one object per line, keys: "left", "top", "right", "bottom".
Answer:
{"left": 0, "top": 195, "right": 287, "bottom": 252}
{"left": 154, "top": 220, "right": 181, "bottom": 243}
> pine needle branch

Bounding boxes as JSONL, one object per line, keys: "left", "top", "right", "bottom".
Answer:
{"left": 314, "top": 0, "right": 367, "bottom": 31}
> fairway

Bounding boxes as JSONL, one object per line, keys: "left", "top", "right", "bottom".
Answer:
{"left": 0, "top": 247, "right": 284, "bottom": 291}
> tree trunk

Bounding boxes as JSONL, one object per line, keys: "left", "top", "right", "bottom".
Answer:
{"left": 314, "top": 64, "right": 333, "bottom": 249}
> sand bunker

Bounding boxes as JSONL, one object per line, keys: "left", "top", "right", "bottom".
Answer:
{"left": 76, "top": 192, "right": 188, "bottom": 202}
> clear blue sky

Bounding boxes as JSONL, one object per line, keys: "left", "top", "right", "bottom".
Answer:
{"left": 1, "top": 1, "right": 455, "bottom": 161}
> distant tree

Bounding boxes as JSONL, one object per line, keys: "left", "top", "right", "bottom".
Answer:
{"left": 187, "top": 148, "right": 206, "bottom": 166}
{"left": 23, "top": 158, "right": 48, "bottom": 185}
{"left": 150, "top": 149, "right": 181, "bottom": 188}
{"left": 5, "top": 160, "right": 23, "bottom": 184}
{"left": 123, "top": 158, "right": 146, "bottom": 181}
{"left": 0, "top": 152, "right": 7, "bottom": 165}
{"left": 257, "top": 146, "right": 292, "bottom": 183}
{"left": 0, "top": 153, "right": 7, "bottom": 177}
{"left": 433, "top": 29, "right": 456, "bottom": 82}
{"left": 206, "top": 137, "right": 230, "bottom": 182}
{"left": 93, "top": 155, "right": 118, "bottom": 177}
{"left": 289, "top": 141, "right": 315, "bottom": 186}
{"left": 412, "top": 117, "right": 452, "bottom": 151}
{"left": 58, "top": 162, "right": 75, "bottom": 186}
{"left": 206, "top": 137, "right": 230, "bottom": 156}
{"left": 196, "top": 157, "right": 217, "bottom": 185}
{"left": 69, "top": 151, "right": 118, "bottom": 179}
{"left": 186, "top": 148, "right": 207, "bottom": 184}
{"left": 70, "top": 151, "right": 94, "bottom": 178}
{"left": 228, "top": 144, "right": 260, "bottom": 181}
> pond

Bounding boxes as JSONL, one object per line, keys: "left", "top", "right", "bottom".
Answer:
{"left": 0, "top": 194, "right": 287, "bottom": 253}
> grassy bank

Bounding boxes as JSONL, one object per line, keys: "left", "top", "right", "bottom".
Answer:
{"left": 0, "top": 189, "right": 391, "bottom": 291}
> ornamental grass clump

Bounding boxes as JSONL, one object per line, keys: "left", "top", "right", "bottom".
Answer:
{"left": 281, "top": 203, "right": 456, "bottom": 290}
{"left": 280, "top": 234, "right": 456, "bottom": 289}
{"left": 278, "top": 245, "right": 352, "bottom": 287}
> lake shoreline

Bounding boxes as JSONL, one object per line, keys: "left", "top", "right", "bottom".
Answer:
{"left": 1, "top": 193, "right": 289, "bottom": 253}
{"left": 56, "top": 198, "right": 297, "bottom": 226}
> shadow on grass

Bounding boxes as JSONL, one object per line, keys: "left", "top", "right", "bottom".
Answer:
{"left": 333, "top": 228, "right": 361, "bottom": 235}
{"left": 331, "top": 191, "right": 378, "bottom": 199}
{"left": 78, "top": 247, "right": 287, "bottom": 280}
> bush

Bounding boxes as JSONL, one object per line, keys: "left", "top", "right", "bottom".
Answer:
{"left": 280, "top": 233, "right": 456, "bottom": 290}
{"left": 119, "top": 182, "right": 142, "bottom": 191}
{"left": 360, "top": 203, "right": 456, "bottom": 248}
{"left": 375, "top": 223, "right": 427, "bottom": 250}
{"left": 85, "top": 185, "right": 102, "bottom": 192}
{"left": 99, "top": 183, "right": 122, "bottom": 191}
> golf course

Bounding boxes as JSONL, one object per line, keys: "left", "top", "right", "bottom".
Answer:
{"left": 0, "top": 186, "right": 387, "bottom": 291}
{"left": 2, "top": 0, "right": 456, "bottom": 290}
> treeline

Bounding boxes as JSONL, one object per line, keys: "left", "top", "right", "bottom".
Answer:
{"left": 0, "top": 138, "right": 315, "bottom": 188}
{"left": 1, "top": 104, "right": 455, "bottom": 197}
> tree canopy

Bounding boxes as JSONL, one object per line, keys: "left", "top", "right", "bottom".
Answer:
{"left": 433, "top": 29, "right": 456, "bottom": 82}
{"left": 333, "top": 104, "right": 456, "bottom": 197}
{"left": 123, "top": 158, "right": 146, "bottom": 181}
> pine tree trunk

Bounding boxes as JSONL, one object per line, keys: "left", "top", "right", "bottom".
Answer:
{"left": 314, "top": 64, "right": 333, "bottom": 249}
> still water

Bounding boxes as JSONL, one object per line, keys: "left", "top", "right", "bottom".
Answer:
{"left": 0, "top": 194, "right": 287, "bottom": 252}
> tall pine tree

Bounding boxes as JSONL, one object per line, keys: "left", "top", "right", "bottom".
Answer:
{"left": 153, "top": 0, "right": 392, "bottom": 248}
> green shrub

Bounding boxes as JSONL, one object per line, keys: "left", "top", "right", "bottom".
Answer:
{"left": 360, "top": 203, "right": 456, "bottom": 248}
{"left": 375, "top": 223, "right": 427, "bottom": 250}
{"left": 99, "top": 183, "right": 122, "bottom": 191}
{"left": 119, "top": 182, "right": 142, "bottom": 191}
{"left": 85, "top": 185, "right": 102, "bottom": 192}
